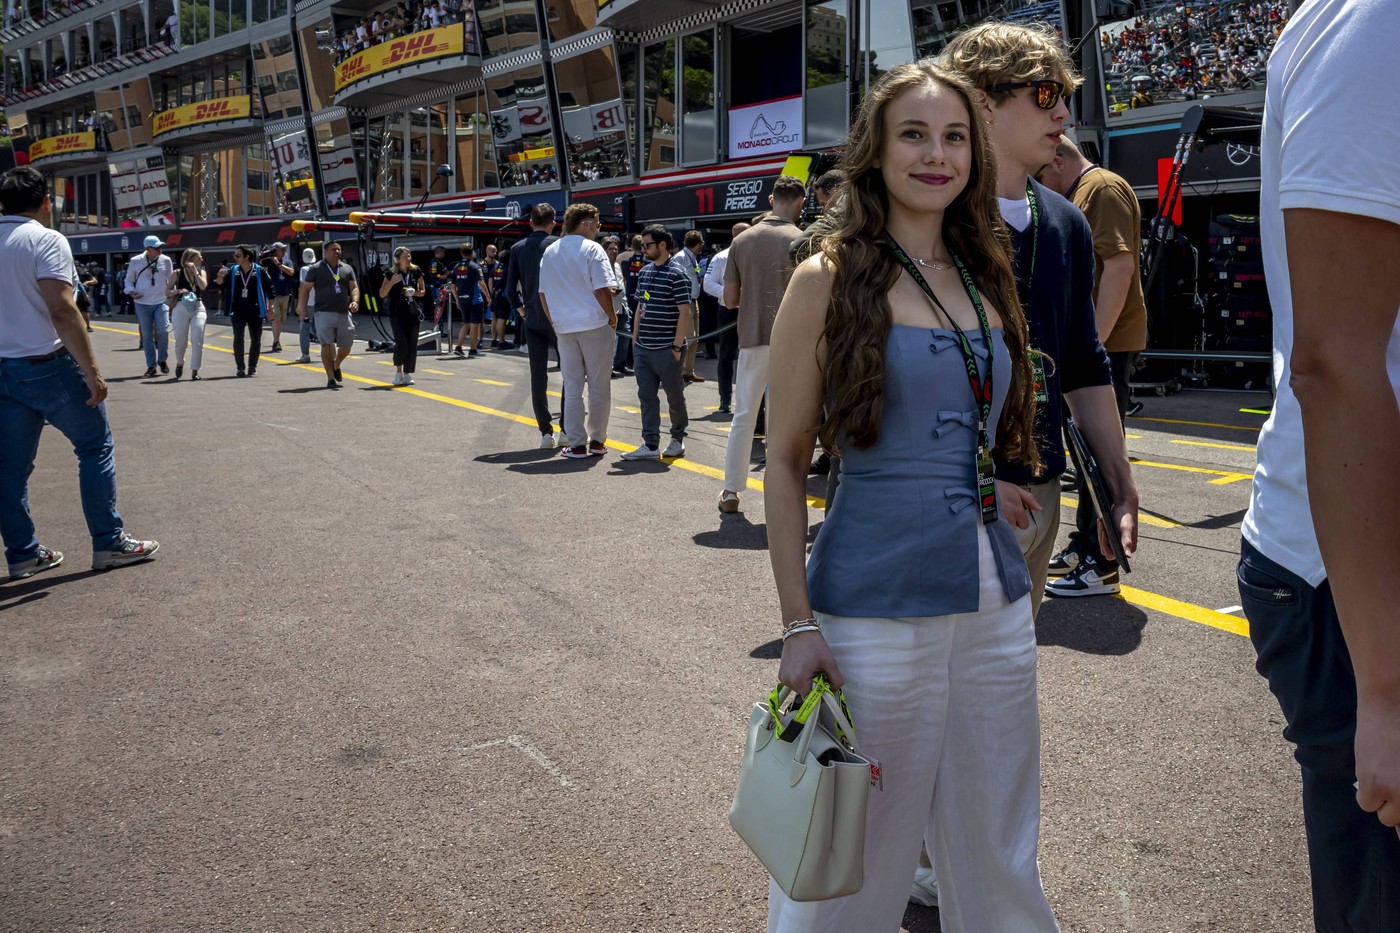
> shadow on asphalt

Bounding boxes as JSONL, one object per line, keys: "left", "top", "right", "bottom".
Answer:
{"left": 1185, "top": 507, "right": 1247, "bottom": 530}
{"left": 902, "top": 905, "right": 942, "bottom": 931}
{"left": 694, "top": 514, "right": 767, "bottom": 550}
{"left": 749, "top": 638, "right": 781, "bottom": 660}
{"left": 0, "top": 568, "right": 96, "bottom": 610}
{"left": 474, "top": 449, "right": 563, "bottom": 465}
{"left": 508, "top": 456, "right": 604, "bottom": 475}
{"left": 607, "top": 459, "right": 669, "bottom": 475}
{"left": 278, "top": 386, "right": 334, "bottom": 394}
{"left": 1035, "top": 596, "right": 1147, "bottom": 655}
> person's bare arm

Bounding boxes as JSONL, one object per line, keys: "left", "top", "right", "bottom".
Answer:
{"left": 40, "top": 279, "right": 106, "bottom": 406}
{"left": 1094, "top": 251, "right": 1135, "bottom": 342}
{"left": 1064, "top": 384, "right": 1140, "bottom": 558}
{"left": 296, "top": 280, "right": 312, "bottom": 318}
{"left": 723, "top": 279, "right": 740, "bottom": 312}
{"left": 673, "top": 301, "right": 691, "bottom": 351}
{"left": 766, "top": 256, "right": 843, "bottom": 694}
{"left": 1287, "top": 207, "right": 1400, "bottom": 836}
{"left": 594, "top": 286, "right": 617, "bottom": 327}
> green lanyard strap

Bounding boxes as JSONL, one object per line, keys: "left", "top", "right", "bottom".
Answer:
{"left": 887, "top": 235, "right": 1000, "bottom": 525}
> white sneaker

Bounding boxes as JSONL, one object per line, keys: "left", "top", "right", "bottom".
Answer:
{"left": 909, "top": 863, "right": 939, "bottom": 907}
{"left": 392, "top": 371, "right": 404, "bottom": 386}
{"left": 405, "top": 374, "right": 415, "bottom": 386}
{"left": 662, "top": 439, "right": 685, "bottom": 458}
{"left": 555, "top": 432, "right": 566, "bottom": 447}
{"left": 538, "top": 434, "right": 556, "bottom": 449}
{"left": 621, "top": 445, "right": 660, "bottom": 461}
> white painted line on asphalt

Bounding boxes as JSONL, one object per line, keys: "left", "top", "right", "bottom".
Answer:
{"left": 1216, "top": 605, "right": 1243, "bottom": 615}
{"left": 260, "top": 422, "right": 301, "bottom": 432}
{"left": 464, "top": 734, "right": 576, "bottom": 788}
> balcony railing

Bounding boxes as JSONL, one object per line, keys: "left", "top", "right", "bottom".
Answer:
{"left": 1, "top": 0, "right": 106, "bottom": 42}
{"left": 5, "top": 40, "right": 177, "bottom": 105}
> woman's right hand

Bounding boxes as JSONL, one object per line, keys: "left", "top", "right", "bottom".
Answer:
{"left": 778, "top": 630, "right": 843, "bottom": 694}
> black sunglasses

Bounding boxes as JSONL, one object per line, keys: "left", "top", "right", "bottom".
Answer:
{"left": 641, "top": 240, "right": 657, "bottom": 247}
{"left": 989, "top": 79, "right": 1067, "bottom": 110}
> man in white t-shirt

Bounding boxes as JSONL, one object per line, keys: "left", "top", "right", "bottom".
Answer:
{"left": 0, "top": 167, "right": 159, "bottom": 579}
{"left": 537, "top": 203, "right": 618, "bottom": 458}
{"left": 1239, "top": 3, "right": 1400, "bottom": 927}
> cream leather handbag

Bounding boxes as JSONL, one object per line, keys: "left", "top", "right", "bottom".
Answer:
{"left": 728, "top": 678, "right": 873, "bottom": 901}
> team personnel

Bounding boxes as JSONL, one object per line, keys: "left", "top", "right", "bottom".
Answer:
{"left": 266, "top": 242, "right": 296, "bottom": 353}
{"left": 450, "top": 244, "right": 489, "bottom": 358}
{"left": 1037, "top": 136, "right": 1148, "bottom": 596}
{"left": 166, "top": 248, "right": 208, "bottom": 381}
{"left": 429, "top": 245, "right": 450, "bottom": 310}
{"left": 297, "top": 242, "right": 360, "bottom": 390}
{"left": 1240, "top": 2, "right": 1400, "bottom": 928}
{"left": 538, "top": 203, "right": 617, "bottom": 458}
{"left": 380, "top": 246, "right": 425, "bottom": 386}
{"left": 678, "top": 230, "right": 705, "bottom": 383}
{"left": 621, "top": 225, "right": 692, "bottom": 461}
{"left": 0, "top": 166, "right": 159, "bottom": 578}
{"left": 502, "top": 204, "right": 562, "bottom": 447}
{"left": 613, "top": 234, "right": 646, "bottom": 376}
{"left": 123, "top": 234, "right": 173, "bottom": 378}
{"left": 702, "top": 222, "right": 750, "bottom": 414}
{"left": 216, "top": 245, "right": 275, "bottom": 378}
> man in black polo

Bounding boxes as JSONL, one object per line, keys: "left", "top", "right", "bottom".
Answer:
{"left": 501, "top": 203, "right": 562, "bottom": 447}
{"left": 296, "top": 242, "right": 360, "bottom": 390}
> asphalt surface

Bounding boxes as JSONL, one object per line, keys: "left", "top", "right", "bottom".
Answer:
{"left": 1, "top": 317, "right": 1309, "bottom": 932}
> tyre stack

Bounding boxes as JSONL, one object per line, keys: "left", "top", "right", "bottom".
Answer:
{"left": 1205, "top": 214, "right": 1271, "bottom": 389}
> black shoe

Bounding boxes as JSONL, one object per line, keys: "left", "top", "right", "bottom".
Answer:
{"left": 158, "top": 361, "right": 169, "bottom": 374}
{"left": 1060, "top": 466, "right": 1079, "bottom": 485}
{"left": 175, "top": 364, "right": 183, "bottom": 380}
{"left": 1126, "top": 401, "right": 1144, "bottom": 417}
{"left": 270, "top": 342, "right": 282, "bottom": 353}
{"left": 236, "top": 369, "right": 248, "bottom": 378}
{"left": 191, "top": 371, "right": 201, "bottom": 381}
{"left": 144, "top": 367, "right": 157, "bottom": 378}
{"left": 454, "top": 346, "right": 466, "bottom": 358}
{"left": 717, "top": 404, "right": 732, "bottom": 415}
{"left": 1045, "top": 555, "right": 1120, "bottom": 598}
{"left": 247, "top": 369, "right": 256, "bottom": 377}
{"left": 328, "top": 378, "right": 339, "bottom": 389}
{"left": 1047, "top": 546, "right": 1082, "bottom": 577}
{"left": 808, "top": 453, "right": 831, "bottom": 476}
{"left": 334, "top": 368, "right": 343, "bottom": 383}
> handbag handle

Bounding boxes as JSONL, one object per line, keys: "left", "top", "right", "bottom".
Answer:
{"left": 767, "top": 677, "right": 860, "bottom": 753}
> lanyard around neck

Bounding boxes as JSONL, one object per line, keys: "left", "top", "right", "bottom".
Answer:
{"left": 1024, "top": 179, "right": 1040, "bottom": 284}
{"left": 886, "top": 236, "right": 995, "bottom": 443}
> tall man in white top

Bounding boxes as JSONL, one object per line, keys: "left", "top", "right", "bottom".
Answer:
{"left": 0, "top": 166, "right": 159, "bottom": 579}
{"left": 537, "top": 203, "right": 618, "bottom": 459}
{"left": 718, "top": 175, "right": 807, "bottom": 513}
{"left": 123, "top": 234, "right": 174, "bottom": 378}
{"left": 1239, "top": 2, "right": 1400, "bottom": 928}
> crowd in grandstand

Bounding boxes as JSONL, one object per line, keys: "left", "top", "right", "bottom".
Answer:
{"left": 332, "top": 0, "right": 475, "bottom": 64}
{"left": 1103, "top": 0, "right": 1288, "bottom": 105}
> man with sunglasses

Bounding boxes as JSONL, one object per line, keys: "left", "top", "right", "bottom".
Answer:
{"left": 123, "top": 234, "right": 173, "bottom": 378}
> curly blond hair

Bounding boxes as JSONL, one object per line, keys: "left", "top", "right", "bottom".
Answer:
{"left": 937, "top": 21, "right": 1083, "bottom": 102}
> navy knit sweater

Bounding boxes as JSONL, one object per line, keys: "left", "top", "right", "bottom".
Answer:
{"left": 995, "top": 178, "right": 1113, "bottom": 485}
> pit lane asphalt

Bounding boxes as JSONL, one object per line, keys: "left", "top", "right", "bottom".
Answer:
{"left": 0, "top": 318, "right": 1308, "bottom": 932}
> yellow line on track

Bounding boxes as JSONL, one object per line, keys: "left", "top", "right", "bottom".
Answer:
{"left": 1171, "top": 439, "right": 1257, "bottom": 453}
{"left": 473, "top": 378, "right": 510, "bottom": 386}
{"left": 1129, "top": 415, "right": 1260, "bottom": 432}
{"left": 1059, "top": 495, "right": 1180, "bottom": 529}
{"left": 1130, "top": 458, "right": 1252, "bottom": 486}
{"left": 422, "top": 369, "right": 454, "bottom": 376}
{"left": 88, "top": 323, "right": 1241, "bottom": 635}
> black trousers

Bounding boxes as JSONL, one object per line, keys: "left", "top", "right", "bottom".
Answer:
{"left": 526, "top": 326, "right": 564, "bottom": 436}
{"left": 716, "top": 306, "right": 739, "bottom": 408}
{"left": 231, "top": 312, "right": 263, "bottom": 373}
{"left": 390, "top": 312, "right": 420, "bottom": 373}
{"left": 1239, "top": 540, "right": 1400, "bottom": 932}
{"left": 1070, "top": 350, "right": 1135, "bottom": 564}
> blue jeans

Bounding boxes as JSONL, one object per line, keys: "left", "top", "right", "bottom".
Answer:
{"left": 1238, "top": 539, "right": 1400, "bottom": 932}
{"left": 134, "top": 302, "right": 170, "bottom": 368}
{"left": 0, "top": 352, "right": 124, "bottom": 564}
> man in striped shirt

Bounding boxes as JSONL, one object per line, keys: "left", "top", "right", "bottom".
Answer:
{"left": 620, "top": 225, "right": 692, "bottom": 461}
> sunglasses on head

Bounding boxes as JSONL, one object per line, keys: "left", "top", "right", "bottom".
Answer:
{"left": 989, "top": 79, "right": 1068, "bottom": 110}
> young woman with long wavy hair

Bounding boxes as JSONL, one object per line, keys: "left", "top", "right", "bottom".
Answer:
{"left": 763, "top": 61, "right": 1058, "bottom": 932}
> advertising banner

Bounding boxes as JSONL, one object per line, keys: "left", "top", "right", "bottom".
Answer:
{"left": 335, "top": 26, "right": 465, "bottom": 92}
{"left": 726, "top": 96, "right": 803, "bottom": 160}
{"left": 29, "top": 132, "right": 99, "bottom": 161}
{"left": 152, "top": 96, "right": 253, "bottom": 137}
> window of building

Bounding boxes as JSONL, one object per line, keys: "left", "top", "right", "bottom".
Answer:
{"left": 476, "top": 0, "right": 540, "bottom": 59}
{"left": 297, "top": 17, "right": 338, "bottom": 111}
{"left": 452, "top": 90, "right": 499, "bottom": 192}
{"left": 553, "top": 45, "right": 632, "bottom": 184}
{"left": 642, "top": 38, "right": 675, "bottom": 172}
{"left": 486, "top": 64, "right": 561, "bottom": 189}
{"left": 729, "top": 17, "right": 802, "bottom": 159}
{"left": 317, "top": 119, "right": 361, "bottom": 210}
{"left": 806, "top": 0, "right": 849, "bottom": 146}
{"left": 254, "top": 36, "right": 302, "bottom": 119}
{"left": 109, "top": 155, "right": 176, "bottom": 226}
{"left": 542, "top": 0, "right": 595, "bottom": 43}
{"left": 681, "top": 29, "right": 715, "bottom": 165}
{"left": 865, "top": 0, "right": 914, "bottom": 89}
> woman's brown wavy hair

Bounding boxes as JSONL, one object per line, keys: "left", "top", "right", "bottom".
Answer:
{"left": 817, "top": 61, "right": 1041, "bottom": 473}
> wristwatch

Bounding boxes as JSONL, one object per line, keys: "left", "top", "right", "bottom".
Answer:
{"left": 672, "top": 344, "right": 684, "bottom": 353}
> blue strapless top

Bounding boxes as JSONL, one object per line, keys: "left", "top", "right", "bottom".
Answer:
{"left": 807, "top": 326, "right": 1032, "bottom": 617}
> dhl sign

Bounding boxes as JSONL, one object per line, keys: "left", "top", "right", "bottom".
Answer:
{"left": 29, "top": 132, "right": 98, "bottom": 161}
{"left": 335, "top": 26, "right": 465, "bottom": 92}
{"left": 152, "top": 96, "right": 253, "bottom": 137}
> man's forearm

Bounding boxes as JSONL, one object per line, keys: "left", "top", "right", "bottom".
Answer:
{"left": 1064, "top": 384, "right": 1137, "bottom": 504}
{"left": 593, "top": 287, "right": 615, "bottom": 320}
{"left": 1094, "top": 254, "right": 1135, "bottom": 342}
{"left": 50, "top": 298, "right": 100, "bottom": 376}
{"left": 675, "top": 304, "right": 692, "bottom": 346}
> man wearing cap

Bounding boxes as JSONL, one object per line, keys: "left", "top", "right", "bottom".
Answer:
{"left": 123, "top": 235, "right": 174, "bottom": 378}
{"left": 267, "top": 242, "right": 296, "bottom": 354}
{"left": 294, "top": 247, "right": 317, "bottom": 364}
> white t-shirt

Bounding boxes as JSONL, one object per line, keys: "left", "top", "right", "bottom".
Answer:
{"left": 0, "top": 216, "right": 73, "bottom": 359}
{"left": 998, "top": 196, "right": 1032, "bottom": 232}
{"left": 1242, "top": 0, "right": 1400, "bottom": 587}
{"left": 299, "top": 265, "right": 316, "bottom": 309}
{"left": 537, "top": 235, "right": 614, "bottom": 334}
